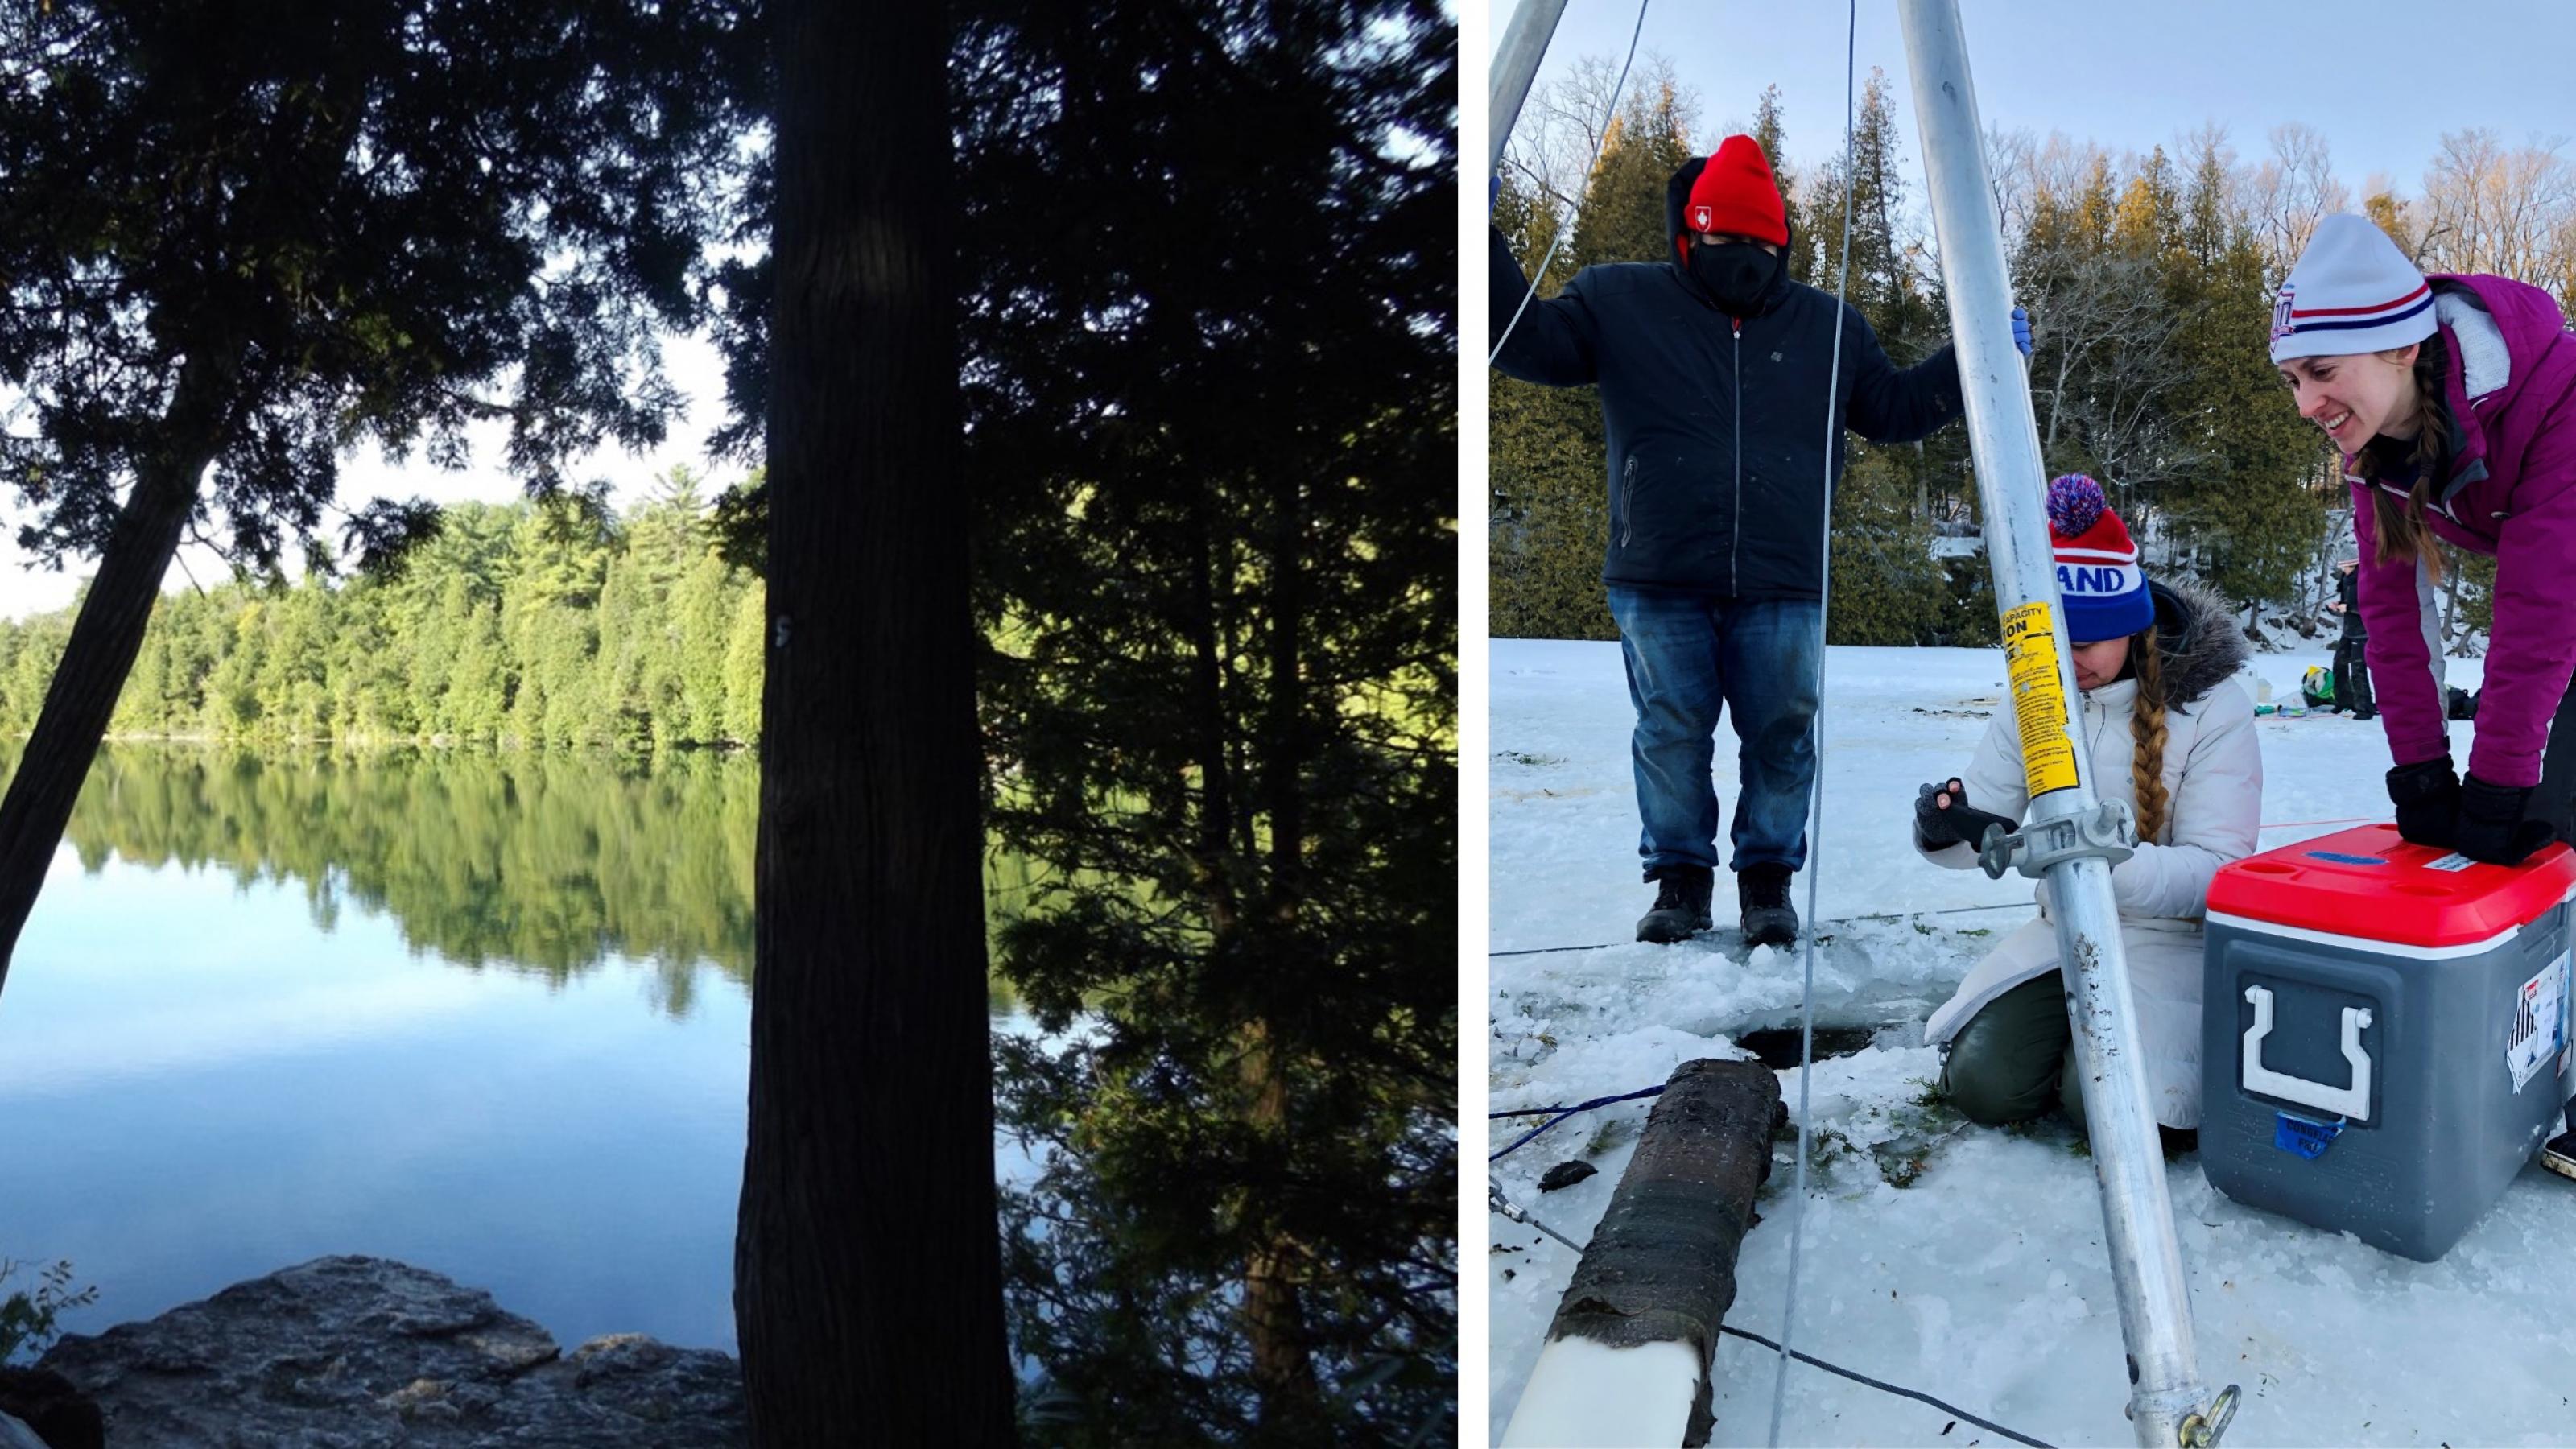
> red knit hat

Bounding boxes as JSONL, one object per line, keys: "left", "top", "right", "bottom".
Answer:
{"left": 1677, "top": 135, "right": 1789, "bottom": 262}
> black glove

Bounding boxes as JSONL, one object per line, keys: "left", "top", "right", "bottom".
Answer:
{"left": 1915, "top": 778, "right": 2017, "bottom": 851}
{"left": 2386, "top": 757, "right": 2462, "bottom": 851}
{"left": 2454, "top": 774, "right": 2555, "bottom": 865}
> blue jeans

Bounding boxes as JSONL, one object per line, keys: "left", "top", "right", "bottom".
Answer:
{"left": 1607, "top": 588, "right": 1822, "bottom": 880}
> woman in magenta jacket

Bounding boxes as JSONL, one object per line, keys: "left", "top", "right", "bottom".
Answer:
{"left": 2272, "top": 213, "right": 2576, "bottom": 1177}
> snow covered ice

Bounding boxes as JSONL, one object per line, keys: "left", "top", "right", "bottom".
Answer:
{"left": 1487, "top": 639, "right": 2576, "bottom": 1447}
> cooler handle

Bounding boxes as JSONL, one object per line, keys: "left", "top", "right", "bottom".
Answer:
{"left": 2242, "top": 985, "right": 2373, "bottom": 1123}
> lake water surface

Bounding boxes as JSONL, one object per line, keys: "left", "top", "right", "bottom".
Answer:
{"left": 0, "top": 746, "right": 1026, "bottom": 1354}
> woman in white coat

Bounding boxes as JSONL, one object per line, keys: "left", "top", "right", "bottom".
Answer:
{"left": 1914, "top": 477, "right": 2262, "bottom": 1137}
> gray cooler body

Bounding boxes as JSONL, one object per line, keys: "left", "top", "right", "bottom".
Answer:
{"left": 2200, "top": 905, "right": 2574, "bottom": 1261}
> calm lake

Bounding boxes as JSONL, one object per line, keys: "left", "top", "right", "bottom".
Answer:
{"left": 0, "top": 745, "right": 1030, "bottom": 1355}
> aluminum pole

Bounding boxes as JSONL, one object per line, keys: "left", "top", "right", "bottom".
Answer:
{"left": 1897, "top": 3, "right": 2213, "bottom": 1444}
{"left": 1489, "top": 0, "right": 1571, "bottom": 172}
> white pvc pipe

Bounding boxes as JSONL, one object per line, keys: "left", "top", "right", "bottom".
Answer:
{"left": 1501, "top": 1337, "right": 1703, "bottom": 1448}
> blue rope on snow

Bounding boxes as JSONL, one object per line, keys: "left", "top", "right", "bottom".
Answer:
{"left": 1488, "top": 1084, "right": 1666, "bottom": 1161}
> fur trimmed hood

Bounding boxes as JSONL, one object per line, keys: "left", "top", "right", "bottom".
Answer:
{"left": 2147, "top": 578, "right": 2248, "bottom": 710}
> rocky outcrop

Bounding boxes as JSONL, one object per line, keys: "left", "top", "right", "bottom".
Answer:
{"left": 36, "top": 1256, "right": 742, "bottom": 1447}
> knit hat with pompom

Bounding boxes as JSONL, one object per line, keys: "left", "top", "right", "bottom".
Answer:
{"left": 2046, "top": 474, "right": 2154, "bottom": 642}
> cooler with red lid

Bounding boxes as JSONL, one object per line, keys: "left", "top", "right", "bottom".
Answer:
{"left": 2200, "top": 823, "right": 2576, "bottom": 1261}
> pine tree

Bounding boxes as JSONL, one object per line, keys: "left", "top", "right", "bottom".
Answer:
{"left": 1752, "top": 84, "right": 1810, "bottom": 283}
{"left": 956, "top": 2, "right": 1455, "bottom": 1439}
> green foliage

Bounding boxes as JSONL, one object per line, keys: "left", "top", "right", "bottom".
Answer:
{"left": 0, "top": 488, "right": 763, "bottom": 750}
{"left": 0, "top": 0, "right": 757, "bottom": 570}
{"left": 2155, "top": 138, "right": 2335, "bottom": 607}
{"left": 1569, "top": 80, "right": 1695, "bottom": 271}
{"left": 956, "top": 2, "right": 1454, "bottom": 1440}
{"left": 0, "top": 1259, "right": 95, "bottom": 1365}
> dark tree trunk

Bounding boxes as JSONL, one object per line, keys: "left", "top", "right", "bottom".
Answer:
{"left": 1241, "top": 489, "right": 1319, "bottom": 1436}
{"left": 0, "top": 350, "right": 234, "bottom": 994}
{"left": 734, "top": 2, "right": 1013, "bottom": 1443}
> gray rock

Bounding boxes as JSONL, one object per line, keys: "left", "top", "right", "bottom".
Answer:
{"left": 38, "top": 1257, "right": 742, "bottom": 1447}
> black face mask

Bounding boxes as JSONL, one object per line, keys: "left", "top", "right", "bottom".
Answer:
{"left": 1689, "top": 241, "right": 1781, "bottom": 316}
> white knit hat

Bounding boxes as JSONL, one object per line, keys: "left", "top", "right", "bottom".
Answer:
{"left": 2269, "top": 213, "right": 2436, "bottom": 363}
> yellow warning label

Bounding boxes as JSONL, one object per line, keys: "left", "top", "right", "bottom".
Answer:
{"left": 2000, "top": 601, "right": 2080, "bottom": 798}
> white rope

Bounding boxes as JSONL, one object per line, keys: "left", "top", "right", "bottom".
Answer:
{"left": 1487, "top": 0, "right": 1651, "bottom": 369}
{"left": 1769, "top": 2, "right": 1860, "bottom": 1443}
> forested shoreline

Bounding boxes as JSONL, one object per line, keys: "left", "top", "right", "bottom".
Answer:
{"left": 0, "top": 473, "right": 761, "bottom": 751}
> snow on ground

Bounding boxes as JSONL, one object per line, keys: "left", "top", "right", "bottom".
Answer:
{"left": 1487, "top": 640, "right": 2576, "bottom": 1448}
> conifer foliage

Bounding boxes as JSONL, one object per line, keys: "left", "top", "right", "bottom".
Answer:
{"left": 0, "top": 485, "right": 765, "bottom": 750}
{"left": 952, "top": 2, "right": 1458, "bottom": 1441}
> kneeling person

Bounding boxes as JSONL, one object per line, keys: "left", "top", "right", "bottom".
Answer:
{"left": 1913, "top": 478, "right": 2261, "bottom": 1136}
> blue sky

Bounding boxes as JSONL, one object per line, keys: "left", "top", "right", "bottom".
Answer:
{"left": 1503, "top": 0, "right": 2576, "bottom": 195}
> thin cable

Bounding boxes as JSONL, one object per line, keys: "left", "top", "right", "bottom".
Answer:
{"left": 1488, "top": 1085, "right": 1666, "bottom": 1160}
{"left": 1771, "top": 4, "right": 1860, "bottom": 1443}
{"left": 1487, "top": 1084, "right": 1666, "bottom": 1122}
{"left": 1488, "top": 898, "right": 2028, "bottom": 958}
{"left": 1487, "top": 0, "right": 1649, "bottom": 368}
{"left": 1720, "top": 1326, "right": 2058, "bottom": 1449}
{"left": 1488, "top": 1186, "right": 2060, "bottom": 1449}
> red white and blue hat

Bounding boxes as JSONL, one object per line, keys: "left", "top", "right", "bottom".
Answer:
{"left": 2048, "top": 474, "right": 2153, "bottom": 642}
{"left": 2268, "top": 213, "right": 2436, "bottom": 364}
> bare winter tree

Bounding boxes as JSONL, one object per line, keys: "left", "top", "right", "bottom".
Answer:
{"left": 2418, "top": 127, "right": 2576, "bottom": 283}
{"left": 2018, "top": 240, "right": 2204, "bottom": 500}
{"left": 1503, "top": 52, "right": 1690, "bottom": 219}
{"left": 1988, "top": 124, "right": 2041, "bottom": 245}
{"left": 2245, "top": 122, "right": 2351, "bottom": 277}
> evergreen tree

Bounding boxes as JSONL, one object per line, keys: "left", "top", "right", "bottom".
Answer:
{"left": 956, "top": 2, "right": 1455, "bottom": 1440}
{"left": 0, "top": 493, "right": 763, "bottom": 752}
{"left": 2162, "top": 133, "right": 2330, "bottom": 609}
{"left": 1752, "top": 84, "right": 1810, "bottom": 284}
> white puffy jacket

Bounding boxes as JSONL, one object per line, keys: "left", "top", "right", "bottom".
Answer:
{"left": 1918, "top": 583, "right": 2264, "bottom": 1129}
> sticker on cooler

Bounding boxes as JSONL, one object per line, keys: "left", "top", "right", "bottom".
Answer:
{"left": 2426, "top": 852, "right": 2477, "bottom": 873}
{"left": 2506, "top": 951, "right": 2569, "bottom": 1094}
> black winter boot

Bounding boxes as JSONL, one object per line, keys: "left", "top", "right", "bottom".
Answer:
{"left": 1635, "top": 867, "right": 1715, "bottom": 944}
{"left": 1739, "top": 863, "right": 1799, "bottom": 950}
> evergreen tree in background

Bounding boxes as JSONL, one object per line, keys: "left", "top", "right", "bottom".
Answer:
{"left": 952, "top": 2, "right": 1455, "bottom": 1440}
{"left": 0, "top": 490, "right": 767, "bottom": 751}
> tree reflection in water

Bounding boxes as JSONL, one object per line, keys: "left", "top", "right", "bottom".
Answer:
{"left": 50, "top": 745, "right": 1026, "bottom": 1019}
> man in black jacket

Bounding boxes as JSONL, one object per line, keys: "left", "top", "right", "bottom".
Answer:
{"left": 1493, "top": 134, "right": 2008, "bottom": 948}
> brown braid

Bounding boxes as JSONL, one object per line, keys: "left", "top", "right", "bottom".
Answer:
{"left": 2355, "top": 332, "right": 2454, "bottom": 581}
{"left": 2128, "top": 630, "right": 2170, "bottom": 844}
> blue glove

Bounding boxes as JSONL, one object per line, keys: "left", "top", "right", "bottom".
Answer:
{"left": 1490, "top": 174, "right": 1501, "bottom": 213}
{"left": 2011, "top": 305, "right": 2033, "bottom": 357}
